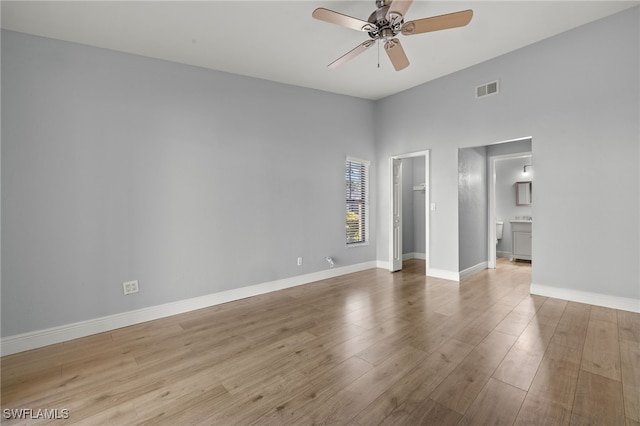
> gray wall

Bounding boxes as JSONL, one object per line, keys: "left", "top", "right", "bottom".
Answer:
{"left": 495, "top": 156, "right": 533, "bottom": 257}
{"left": 1, "top": 30, "right": 376, "bottom": 336}
{"left": 458, "top": 147, "right": 488, "bottom": 271}
{"left": 375, "top": 7, "right": 639, "bottom": 301}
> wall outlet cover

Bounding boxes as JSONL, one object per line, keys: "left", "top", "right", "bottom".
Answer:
{"left": 123, "top": 280, "right": 139, "bottom": 295}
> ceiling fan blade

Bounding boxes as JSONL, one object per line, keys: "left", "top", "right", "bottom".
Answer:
{"left": 312, "top": 8, "right": 377, "bottom": 32}
{"left": 384, "top": 38, "right": 409, "bottom": 71}
{"left": 387, "top": 0, "right": 413, "bottom": 23}
{"left": 328, "top": 40, "right": 376, "bottom": 69}
{"left": 401, "top": 9, "right": 473, "bottom": 36}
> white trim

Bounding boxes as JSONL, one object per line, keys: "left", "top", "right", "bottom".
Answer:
{"left": 459, "top": 261, "right": 488, "bottom": 281}
{"left": 1, "top": 261, "right": 377, "bottom": 356}
{"left": 346, "top": 155, "right": 371, "bottom": 167}
{"left": 496, "top": 250, "right": 512, "bottom": 259}
{"left": 427, "top": 268, "right": 460, "bottom": 282}
{"left": 531, "top": 283, "right": 640, "bottom": 313}
{"left": 402, "top": 252, "right": 426, "bottom": 261}
{"left": 389, "top": 158, "right": 403, "bottom": 272}
{"left": 346, "top": 242, "right": 369, "bottom": 248}
{"left": 376, "top": 260, "right": 390, "bottom": 270}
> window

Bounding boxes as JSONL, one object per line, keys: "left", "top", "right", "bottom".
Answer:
{"left": 345, "top": 157, "right": 370, "bottom": 245}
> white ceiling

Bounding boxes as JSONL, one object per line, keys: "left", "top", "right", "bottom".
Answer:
{"left": 2, "top": 1, "right": 638, "bottom": 100}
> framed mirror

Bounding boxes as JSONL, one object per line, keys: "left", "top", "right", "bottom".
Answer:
{"left": 516, "top": 181, "right": 532, "bottom": 206}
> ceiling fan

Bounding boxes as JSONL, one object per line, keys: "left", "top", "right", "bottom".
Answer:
{"left": 312, "top": 0, "right": 473, "bottom": 71}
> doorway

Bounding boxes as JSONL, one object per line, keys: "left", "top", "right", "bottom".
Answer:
{"left": 389, "top": 150, "right": 430, "bottom": 275}
{"left": 488, "top": 151, "right": 533, "bottom": 269}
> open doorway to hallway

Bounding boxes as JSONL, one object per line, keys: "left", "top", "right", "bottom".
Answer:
{"left": 457, "top": 137, "right": 532, "bottom": 280}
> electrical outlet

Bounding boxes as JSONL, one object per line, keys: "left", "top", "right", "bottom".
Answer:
{"left": 297, "top": 257, "right": 303, "bottom": 266}
{"left": 123, "top": 280, "right": 139, "bottom": 295}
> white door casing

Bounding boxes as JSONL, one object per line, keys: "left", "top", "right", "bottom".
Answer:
{"left": 390, "top": 158, "right": 403, "bottom": 272}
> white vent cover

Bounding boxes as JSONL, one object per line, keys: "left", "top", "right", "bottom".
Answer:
{"left": 476, "top": 80, "right": 499, "bottom": 98}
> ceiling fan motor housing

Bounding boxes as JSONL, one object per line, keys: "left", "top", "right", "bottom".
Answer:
{"left": 368, "top": 2, "right": 403, "bottom": 40}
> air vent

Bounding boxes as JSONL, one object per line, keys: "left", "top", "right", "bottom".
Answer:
{"left": 476, "top": 80, "right": 499, "bottom": 98}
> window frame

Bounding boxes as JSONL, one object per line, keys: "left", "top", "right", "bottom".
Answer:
{"left": 345, "top": 156, "right": 370, "bottom": 247}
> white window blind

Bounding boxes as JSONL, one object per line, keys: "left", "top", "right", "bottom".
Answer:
{"left": 346, "top": 158, "right": 369, "bottom": 245}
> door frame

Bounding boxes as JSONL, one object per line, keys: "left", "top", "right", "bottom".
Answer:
{"left": 389, "top": 150, "right": 430, "bottom": 275}
{"left": 390, "top": 158, "right": 403, "bottom": 272}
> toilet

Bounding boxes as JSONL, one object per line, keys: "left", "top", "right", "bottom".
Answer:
{"left": 496, "top": 221, "right": 504, "bottom": 244}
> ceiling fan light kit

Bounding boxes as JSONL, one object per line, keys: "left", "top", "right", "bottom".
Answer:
{"left": 312, "top": 0, "right": 473, "bottom": 71}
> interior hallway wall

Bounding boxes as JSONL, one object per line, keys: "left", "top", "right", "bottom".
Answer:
{"left": 401, "top": 156, "right": 427, "bottom": 260}
{"left": 402, "top": 159, "right": 415, "bottom": 256}
{"left": 412, "top": 157, "right": 426, "bottom": 258}
{"left": 458, "top": 146, "right": 488, "bottom": 272}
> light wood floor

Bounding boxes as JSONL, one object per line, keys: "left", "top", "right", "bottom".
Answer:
{"left": 2, "top": 259, "right": 639, "bottom": 425}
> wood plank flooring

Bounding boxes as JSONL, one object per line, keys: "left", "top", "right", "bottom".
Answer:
{"left": 2, "top": 258, "right": 638, "bottom": 425}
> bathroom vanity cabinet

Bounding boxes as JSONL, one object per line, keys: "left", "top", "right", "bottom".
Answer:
{"left": 510, "top": 220, "right": 532, "bottom": 261}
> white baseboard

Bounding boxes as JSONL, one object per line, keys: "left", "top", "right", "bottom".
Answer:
{"left": 376, "top": 260, "right": 390, "bottom": 270}
{"left": 1, "top": 261, "right": 378, "bottom": 356}
{"left": 459, "top": 261, "right": 488, "bottom": 281}
{"left": 427, "top": 268, "right": 460, "bottom": 282}
{"left": 402, "top": 252, "right": 427, "bottom": 260}
{"left": 531, "top": 283, "right": 640, "bottom": 313}
{"left": 378, "top": 257, "right": 457, "bottom": 282}
{"left": 496, "top": 251, "right": 511, "bottom": 259}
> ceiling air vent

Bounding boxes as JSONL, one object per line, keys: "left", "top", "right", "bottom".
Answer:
{"left": 476, "top": 80, "right": 499, "bottom": 98}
